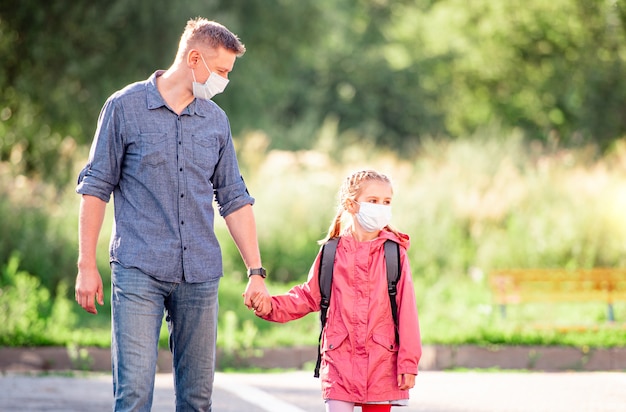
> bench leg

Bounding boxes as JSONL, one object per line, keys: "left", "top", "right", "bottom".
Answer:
{"left": 499, "top": 304, "right": 506, "bottom": 319}
{"left": 607, "top": 303, "right": 615, "bottom": 322}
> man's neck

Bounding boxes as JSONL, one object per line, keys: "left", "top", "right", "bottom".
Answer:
{"left": 156, "top": 67, "right": 195, "bottom": 115}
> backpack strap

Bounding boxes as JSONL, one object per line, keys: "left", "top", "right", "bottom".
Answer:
{"left": 384, "top": 240, "right": 401, "bottom": 345}
{"left": 314, "top": 237, "right": 338, "bottom": 378}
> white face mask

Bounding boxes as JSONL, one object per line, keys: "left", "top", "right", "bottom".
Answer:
{"left": 192, "top": 55, "right": 229, "bottom": 100}
{"left": 355, "top": 202, "right": 392, "bottom": 232}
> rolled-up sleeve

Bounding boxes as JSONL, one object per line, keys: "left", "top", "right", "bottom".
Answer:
{"left": 214, "top": 177, "right": 254, "bottom": 217}
{"left": 76, "top": 97, "right": 124, "bottom": 202}
{"left": 212, "top": 122, "right": 254, "bottom": 217}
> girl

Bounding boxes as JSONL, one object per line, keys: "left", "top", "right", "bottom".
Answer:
{"left": 255, "top": 169, "right": 422, "bottom": 412}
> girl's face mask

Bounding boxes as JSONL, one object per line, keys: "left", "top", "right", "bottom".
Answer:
{"left": 355, "top": 202, "right": 392, "bottom": 232}
{"left": 192, "top": 55, "right": 229, "bottom": 100}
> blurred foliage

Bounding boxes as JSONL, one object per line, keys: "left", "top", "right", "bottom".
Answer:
{"left": 2, "top": 0, "right": 626, "bottom": 184}
{"left": 255, "top": 129, "right": 626, "bottom": 281}
{"left": 0, "top": 161, "right": 81, "bottom": 294}
{"left": 2, "top": 0, "right": 626, "bottom": 351}
{"left": 0, "top": 252, "right": 80, "bottom": 346}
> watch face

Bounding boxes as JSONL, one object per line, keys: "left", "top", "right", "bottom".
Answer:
{"left": 248, "top": 268, "right": 267, "bottom": 278}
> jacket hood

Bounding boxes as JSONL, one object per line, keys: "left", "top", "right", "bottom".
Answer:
{"left": 341, "top": 228, "right": 410, "bottom": 251}
{"left": 379, "top": 228, "right": 410, "bottom": 250}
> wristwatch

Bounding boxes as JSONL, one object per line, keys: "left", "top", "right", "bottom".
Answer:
{"left": 247, "top": 267, "right": 267, "bottom": 278}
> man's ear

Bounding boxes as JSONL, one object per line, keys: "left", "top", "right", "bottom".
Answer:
{"left": 187, "top": 49, "right": 201, "bottom": 68}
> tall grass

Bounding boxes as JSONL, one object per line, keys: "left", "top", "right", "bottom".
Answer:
{"left": 1, "top": 129, "right": 626, "bottom": 351}
{"left": 230, "top": 127, "right": 626, "bottom": 280}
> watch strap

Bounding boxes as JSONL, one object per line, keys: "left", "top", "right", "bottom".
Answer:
{"left": 247, "top": 267, "right": 267, "bottom": 278}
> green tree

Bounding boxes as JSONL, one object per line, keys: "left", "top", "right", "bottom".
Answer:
{"left": 0, "top": 0, "right": 219, "bottom": 182}
{"left": 3, "top": 0, "right": 626, "bottom": 184}
{"left": 400, "top": 0, "right": 626, "bottom": 148}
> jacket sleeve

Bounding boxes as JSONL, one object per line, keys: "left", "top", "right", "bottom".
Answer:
{"left": 396, "top": 247, "right": 422, "bottom": 375}
{"left": 259, "top": 251, "right": 323, "bottom": 323}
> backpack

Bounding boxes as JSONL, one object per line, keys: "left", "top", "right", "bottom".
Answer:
{"left": 314, "top": 238, "right": 401, "bottom": 378}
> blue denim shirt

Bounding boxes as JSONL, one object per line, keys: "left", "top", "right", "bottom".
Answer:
{"left": 76, "top": 71, "right": 254, "bottom": 283}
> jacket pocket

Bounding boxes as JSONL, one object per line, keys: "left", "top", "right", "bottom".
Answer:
{"left": 321, "top": 331, "right": 349, "bottom": 354}
{"left": 372, "top": 333, "right": 399, "bottom": 352}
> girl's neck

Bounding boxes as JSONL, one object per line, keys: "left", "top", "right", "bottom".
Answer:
{"left": 349, "top": 226, "right": 380, "bottom": 242}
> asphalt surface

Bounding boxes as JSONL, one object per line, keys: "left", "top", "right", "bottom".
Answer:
{"left": 1, "top": 370, "right": 625, "bottom": 411}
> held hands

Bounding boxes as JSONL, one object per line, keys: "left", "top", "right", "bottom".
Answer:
{"left": 249, "top": 291, "right": 272, "bottom": 316}
{"left": 397, "top": 373, "right": 416, "bottom": 391}
{"left": 242, "top": 277, "right": 272, "bottom": 316}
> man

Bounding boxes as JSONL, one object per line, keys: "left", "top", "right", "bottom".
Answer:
{"left": 75, "top": 18, "right": 271, "bottom": 411}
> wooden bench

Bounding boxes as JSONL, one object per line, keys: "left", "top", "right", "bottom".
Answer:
{"left": 489, "top": 269, "right": 626, "bottom": 322}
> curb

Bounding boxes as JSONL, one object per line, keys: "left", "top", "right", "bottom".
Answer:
{"left": 1, "top": 345, "right": 625, "bottom": 373}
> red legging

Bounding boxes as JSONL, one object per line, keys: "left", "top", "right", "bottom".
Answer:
{"left": 361, "top": 405, "right": 392, "bottom": 412}
{"left": 326, "top": 400, "right": 392, "bottom": 412}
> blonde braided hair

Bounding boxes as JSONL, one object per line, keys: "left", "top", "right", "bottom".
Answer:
{"left": 319, "top": 169, "right": 399, "bottom": 244}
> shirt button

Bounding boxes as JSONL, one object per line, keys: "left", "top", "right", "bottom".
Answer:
{"left": 181, "top": 221, "right": 184, "bottom": 225}
{"left": 179, "top": 168, "right": 183, "bottom": 172}
{"left": 329, "top": 344, "right": 334, "bottom": 349}
{"left": 180, "top": 194, "right": 184, "bottom": 198}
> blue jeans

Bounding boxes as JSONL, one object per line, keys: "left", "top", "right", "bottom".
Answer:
{"left": 111, "top": 262, "right": 220, "bottom": 412}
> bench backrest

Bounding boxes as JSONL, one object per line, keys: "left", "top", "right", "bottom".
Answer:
{"left": 489, "top": 269, "right": 626, "bottom": 305}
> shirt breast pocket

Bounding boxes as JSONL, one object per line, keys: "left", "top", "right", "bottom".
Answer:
{"left": 138, "top": 132, "right": 168, "bottom": 167}
{"left": 192, "top": 135, "right": 218, "bottom": 170}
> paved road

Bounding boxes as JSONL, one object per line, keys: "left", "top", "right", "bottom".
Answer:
{"left": 1, "top": 370, "right": 625, "bottom": 411}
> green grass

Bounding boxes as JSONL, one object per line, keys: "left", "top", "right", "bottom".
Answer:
{"left": 2, "top": 131, "right": 626, "bottom": 352}
{"left": 1, "top": 256, "right": 625, "bottom": 357}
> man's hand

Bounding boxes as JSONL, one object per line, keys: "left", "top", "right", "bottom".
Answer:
{"left": 76, "top": 195, "right": 106, "bottom": 315}
{"left": 242, "top": 276, "right": 271, "bottom": 316}
{"left": 249, "top": 291, "right": 272, "bottom": 317}
{"left": 75, "top": 267, "right": 104, "bottom": 314}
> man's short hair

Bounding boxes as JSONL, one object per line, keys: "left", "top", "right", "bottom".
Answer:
{"left": 178, "top": 17, "right": 246, "bottom": 58}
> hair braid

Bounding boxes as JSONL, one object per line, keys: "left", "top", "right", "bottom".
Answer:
{"left": 319, "top": 169, "right": 399, "bottom": 244}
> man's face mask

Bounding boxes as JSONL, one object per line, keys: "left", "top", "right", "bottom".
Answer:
{"left": 192, "top": 54, "right": 229, "bottom": 100}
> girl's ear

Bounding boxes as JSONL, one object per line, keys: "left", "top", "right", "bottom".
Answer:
{"left": 345, "top": 198, "right": 359, "bottom": 214}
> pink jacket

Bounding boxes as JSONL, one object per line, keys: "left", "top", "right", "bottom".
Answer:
{"left": 261, "top": 229, "right": 422, "bottom": 403}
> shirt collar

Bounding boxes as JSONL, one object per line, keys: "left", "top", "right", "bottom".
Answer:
{"left": 146, "top": 70, "right": 211, "bottom": 117}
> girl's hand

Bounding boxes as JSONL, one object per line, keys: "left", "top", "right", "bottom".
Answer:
{"left": 397, "top": 373, "right": 416, "bottom": 390}
{"left": 247, "top": 291, "right": 272, "bottom": 316}
{"left": 242, "top": 279, "right": 271, "bottom": 316}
